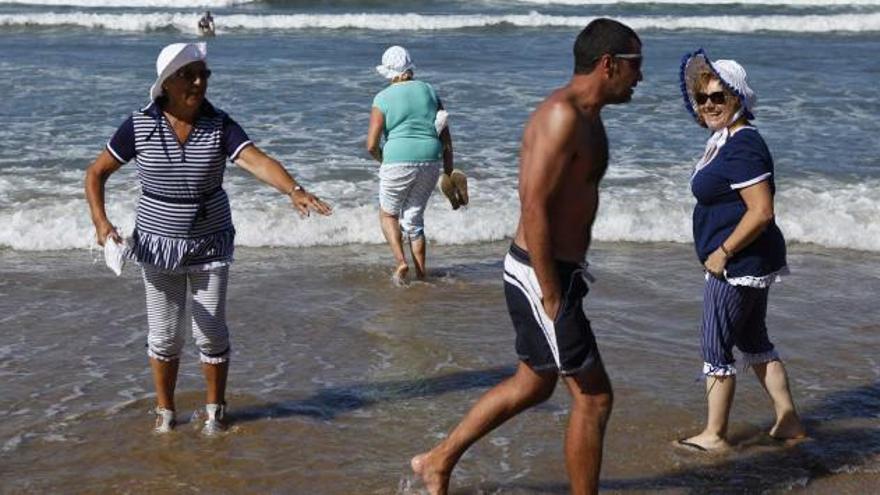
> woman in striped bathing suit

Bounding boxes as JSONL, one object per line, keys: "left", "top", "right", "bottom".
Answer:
{"left": 676, "top": 50, "right": 804, "bottom": 452}
{"left": 85, "top": 42, "right": 331, "bottom": 434}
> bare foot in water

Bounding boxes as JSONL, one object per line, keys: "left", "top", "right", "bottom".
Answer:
{"left": 769, "top": 413, "right": 806, "bottom": 440}
{"left": 392, "top": 263, "right": 409, "bottom": 286}
{"left": 675, "top": 432, "right": 731, "bottom": 453}
{"left": 411, "top": 452, "right": 451, "bottom": 495}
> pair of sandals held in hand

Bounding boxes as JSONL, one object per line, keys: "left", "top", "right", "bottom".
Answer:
{"left": 439, "top": 169, "right": 469, "bottom": 210}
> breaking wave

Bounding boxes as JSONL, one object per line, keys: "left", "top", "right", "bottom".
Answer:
{"left": 1, "top": 11, "right": 878, "bottom": 33}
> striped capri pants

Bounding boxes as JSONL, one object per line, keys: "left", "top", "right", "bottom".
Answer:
{"left": 379, "top": 162, "right": 441, "bottom": 240}
{"left": 700, "top": 275, "right": 779, "bottom": 376}
{"left": 142, "top": 264, "right": 230, "bottom": 364}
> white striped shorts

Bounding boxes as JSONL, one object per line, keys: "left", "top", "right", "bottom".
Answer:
{"left": 378, "top": 162, "right": 441, "bottom": 240}
{"left": 142, "top": 264, "right": 230, "bottom": 364}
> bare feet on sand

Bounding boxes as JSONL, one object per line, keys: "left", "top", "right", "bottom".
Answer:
{"left": 411, "top": 452, "right": 451, "bottom": 495}
{"left": 674, "top": 432, "right": 731, "bottom": 453}
{"left": 769, "top": 413, "right": 806, "bottom": 441}
{"left": 392, "top": 263, "right": 409, "bottom": 286}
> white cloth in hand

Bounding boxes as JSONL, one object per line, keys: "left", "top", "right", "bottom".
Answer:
{"left": 104, "top": 236, "right": 128, "bottom": 276}
{"left": 434, "top": 109, "right": 448, "bottom": 135}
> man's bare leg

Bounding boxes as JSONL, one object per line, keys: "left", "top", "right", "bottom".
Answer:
{"left": 150, "top": 357, "right": 179, "bottom": 411}
{"left": 411, "top": 236, "right": 428, "bottom": 279}
{"left": 751, "top": 359, "right": 805, "bottom": 439}
{"left": 411, "top": 362, "right": 557, "bottom": 495}
{"left": 561, "top": 362, "right": 613, "bottom": 495}
{"left": 682, "top": 375, "right": 735, "bottom": 451}
{"left": 379, "top": 210, "right": 408, "bottom": 282}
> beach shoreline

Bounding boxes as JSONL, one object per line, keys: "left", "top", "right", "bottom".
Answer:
{"left": 2, "top": 0, "right": 878, "bottom": 491}
{"left": 1, "top": 241, "right": 877, "bottom": 493}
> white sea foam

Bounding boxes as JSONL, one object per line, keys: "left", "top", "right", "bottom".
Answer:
{"left": 1, "top": 11, "right": 878, "bottom": 33}
{"left": 1, "top": 0, "right": 872, "bottom": 6}
{"left": 0, "top": 0, "right": 251, "bottom": 7}
{"left": 513, "top": 0, "right": 880, "bottom": 6}
{"left": 25, "top": 0, "right": 877, "bottom": 6}
{"left": 2, "top": 433, "right": 25, "bottom": 453}
{"left": 2, "top": 169, "right": 879, "bottom": 252}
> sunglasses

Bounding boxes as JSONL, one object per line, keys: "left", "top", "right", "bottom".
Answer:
{"left": 590, "top": 53, "right": 643, "bottom": 69}
{"left": 695, "top": 91, "right": 726, "bottom": 105}
{"left": 172, "top": 67, "right": 212, "bottom": 82}
{"left": 613, "top": 53, "right": 642, "bottom": 69}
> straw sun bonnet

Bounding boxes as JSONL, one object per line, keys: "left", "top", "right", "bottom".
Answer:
{"left": 149, "top": 42, "right": 208, "bottom": 101}
{"left": 679, "top": 48, "right": 757, "bottom": 125}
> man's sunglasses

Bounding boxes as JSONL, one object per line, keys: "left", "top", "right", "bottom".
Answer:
{"left": 172, "top": 67, "right": 212, "bottom": 82}
{"left": 613, "top": 53, "right": 642, "bottom": 69}
{"left": 695, "top": 91, "right": 726, "bottom": 105}
{"left": 590, "top": 53, "right": 643, "bottom": 68}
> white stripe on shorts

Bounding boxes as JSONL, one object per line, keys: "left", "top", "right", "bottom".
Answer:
{"left": 502, "top": 253, "right": 561, "bottom": 368}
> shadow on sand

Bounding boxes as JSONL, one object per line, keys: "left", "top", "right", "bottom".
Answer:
{"left": 230, "top": 366, "right": 516, "bottom": 422}
{"left": 472, "top": 381, "right": 880, "bottom": 494}
{"left": 231, "top": 367, "right": 878, "bottom": 493}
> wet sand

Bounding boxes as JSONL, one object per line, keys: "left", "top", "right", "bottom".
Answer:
{"left": 1, "top": 241, "right": 878, "bottom": 494}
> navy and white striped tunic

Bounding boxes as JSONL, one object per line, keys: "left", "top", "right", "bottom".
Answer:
{"left": 107, "top": 100, "right": 252, "bottom": 271}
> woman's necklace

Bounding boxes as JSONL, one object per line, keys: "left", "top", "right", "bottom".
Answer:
{"left": 163, "top": 112, "right": 194, "bottom": 144}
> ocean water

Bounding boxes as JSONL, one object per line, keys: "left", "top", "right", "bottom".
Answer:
{"left": 1, "top": 0, "right": 879, "bottom": 251}
{"left": 1, "top": 0, "right": 879, "bottom": 493}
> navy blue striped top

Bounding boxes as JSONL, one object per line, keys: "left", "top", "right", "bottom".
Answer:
{"left": 106, "top": 100, "right": 252, "bottom": 271}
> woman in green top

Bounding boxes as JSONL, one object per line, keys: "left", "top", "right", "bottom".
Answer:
{"left": 367, "top": 46, "right": 454, "bottom": 285}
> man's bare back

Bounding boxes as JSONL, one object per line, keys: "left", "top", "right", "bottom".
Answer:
{"left": 514, "top": 87, "right": 609, "bottom": 263}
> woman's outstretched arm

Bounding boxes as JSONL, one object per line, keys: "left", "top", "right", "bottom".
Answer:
{"left": 235, "top": 144, "right": 332, "bottom": 217}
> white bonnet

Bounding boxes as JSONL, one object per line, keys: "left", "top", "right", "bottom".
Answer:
{"left": 376, "top": 45, "right": 415, "bottom": 80}
{"left": 680, "top": 49, "right": 756, "bottom": 123}
{"left": 149, "top": 42, "right": 207, "bottom": 101}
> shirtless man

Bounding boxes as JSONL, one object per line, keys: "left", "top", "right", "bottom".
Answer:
{"left": 411, "top": 19, "right": 642, "bottom": 495}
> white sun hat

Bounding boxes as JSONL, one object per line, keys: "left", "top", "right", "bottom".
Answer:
{"left": 149, "top": 42, "right": 208, "bottom": 101}
{"left": 376, "top": 45, "right": 415, "bottom": 80}
{"left": 680, "top": 48, "right": 757, "bottom": 125}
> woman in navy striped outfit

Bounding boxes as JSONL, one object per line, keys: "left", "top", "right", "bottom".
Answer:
{"left": 85, "top": 42, "right": 331, "bottom": 434}
{"left": 676, "top": 50, "right": 805, "bottom": 452}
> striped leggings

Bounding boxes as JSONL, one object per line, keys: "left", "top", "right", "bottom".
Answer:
{"left": 142, "top": 264, "right": 230, "bottom": 364}
{"left": 700, "top": 275, "right": 778, "bottom": 376}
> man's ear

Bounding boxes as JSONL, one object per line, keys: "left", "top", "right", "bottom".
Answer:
{"left": 597, "top": 53, "right": 615, "bottom": 77}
